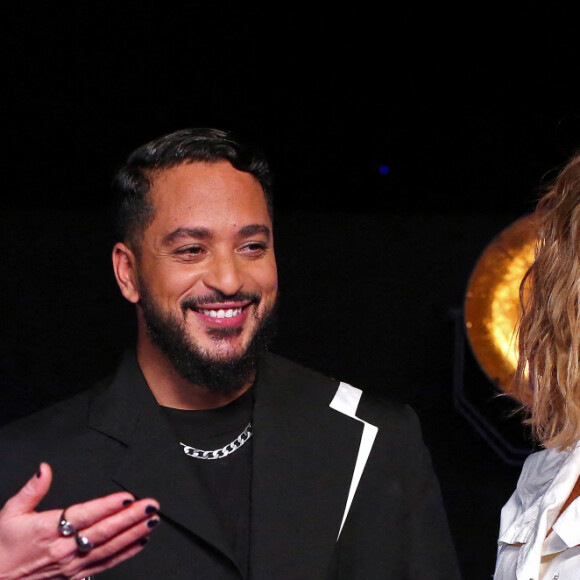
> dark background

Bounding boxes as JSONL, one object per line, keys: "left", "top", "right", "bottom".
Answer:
{"left": 2, "top": 4, "right": 580, "bottom": 578}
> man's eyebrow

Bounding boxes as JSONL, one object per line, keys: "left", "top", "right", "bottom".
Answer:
{"left": 162, "top": 227, "right": 212, "bottom": 245}
{"left": 239, "top": 224, "right": 271, "bottom": 240}
{"left": 161, "top": 224, "right": 270, "bottom": 245}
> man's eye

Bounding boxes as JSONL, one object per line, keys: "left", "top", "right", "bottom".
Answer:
{"left": 176, "top": 246, "right": 204, "bottom": 256}
{"left": 241, "top": 242, "right": 267, "bottom": 254}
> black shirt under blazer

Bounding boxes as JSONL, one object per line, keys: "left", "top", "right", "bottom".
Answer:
{"left": 0, "top": 352, "right": 460, "bottom": 579}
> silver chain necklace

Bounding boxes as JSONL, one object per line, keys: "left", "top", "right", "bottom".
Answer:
{"left": 180, "top": 422, "right": 253, "bottom": 460}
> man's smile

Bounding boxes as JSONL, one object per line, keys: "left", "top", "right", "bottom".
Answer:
{"left": 191, "top": 302, "right": 253, "bottom": 327}
{"left": 200, "top": 307, "right": 243, "bottom": 319}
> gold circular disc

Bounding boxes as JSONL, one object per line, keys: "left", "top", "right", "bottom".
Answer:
{"left": 464, "top": 213, "right": 538, "bottom": 400}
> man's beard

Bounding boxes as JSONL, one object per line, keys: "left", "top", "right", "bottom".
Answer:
{"left": 138, "top": 283, "right": 277, "bottom": 394}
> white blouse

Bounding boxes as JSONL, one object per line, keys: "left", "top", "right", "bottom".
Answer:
{"left": 494, "top": 441, "right": 580, "bottom": 580}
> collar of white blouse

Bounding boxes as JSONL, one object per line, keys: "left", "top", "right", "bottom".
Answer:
{"left": 496, "top": 444, "right": 580, "bottom": 579}
{"left": 547, "top": 499, "right": 580, "bottom": 553}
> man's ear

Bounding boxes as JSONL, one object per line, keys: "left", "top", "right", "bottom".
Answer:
{"left": 112, "top": 242, "right": 140, "bottom": 304}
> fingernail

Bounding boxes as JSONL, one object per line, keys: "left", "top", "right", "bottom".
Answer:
{"left": 139, "top": 537, "right": 149, "bottom": 546}
{"left": 122, "top": 499, "right": 133, "bottom": 507}
{"left": 147, "top": 518, "right": 159, "bottom": 529}
{"left": 145, "top": 505, "right": 158, "bottom": 515}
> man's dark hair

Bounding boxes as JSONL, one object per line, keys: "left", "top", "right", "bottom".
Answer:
{"left": 113, "top": 128, "right": 274, "bottom": 247}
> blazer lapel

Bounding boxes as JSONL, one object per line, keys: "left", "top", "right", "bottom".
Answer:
{"left": 250, "top": 355, "right": 365, "bottom": 579}
{"left": 87, "top": 352, "right": 241, "bottom": 574}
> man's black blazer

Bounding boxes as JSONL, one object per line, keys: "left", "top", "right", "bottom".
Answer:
{"left": 0, "top": 352, "right": 460, "bottom": 579}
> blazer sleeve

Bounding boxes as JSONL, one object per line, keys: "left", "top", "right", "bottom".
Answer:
{"left": 401, "top": 405, "right": 461, "bottom": 579}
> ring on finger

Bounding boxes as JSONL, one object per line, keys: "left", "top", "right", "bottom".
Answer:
{"left": 75, "top": 532, "right": 94, "bottom": 553}
{"left": 57, "top": 508, "right": 77, "bottom": 537}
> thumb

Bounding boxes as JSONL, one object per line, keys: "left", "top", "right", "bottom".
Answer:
{"left": 1, "top": 463, "right": 53, "bottom": 517}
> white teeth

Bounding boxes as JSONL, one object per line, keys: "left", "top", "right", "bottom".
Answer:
{"left": 200, "top": 307, "right": 243, "bottom": 319}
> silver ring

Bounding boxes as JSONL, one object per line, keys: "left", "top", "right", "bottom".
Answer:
{"left": 75, "top": 532, "right": 94, "bottom": 553}
{"left": 57, "top": 508, "right": 77, "bottom": 537}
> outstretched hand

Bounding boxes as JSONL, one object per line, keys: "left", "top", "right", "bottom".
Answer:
{"left": 0, "top": 463, "right": 160, "bottom": 580}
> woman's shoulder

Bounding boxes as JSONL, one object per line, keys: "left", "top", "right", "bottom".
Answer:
{"left": 500, "top": 444, "right": 579, "bottom": 532}
{"left": 517, "top": 444, "right": 577, "bottom": 497}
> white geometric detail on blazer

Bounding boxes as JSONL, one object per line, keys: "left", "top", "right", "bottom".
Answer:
{"left": 329, "top": 382, "right": 379, "bottom": 539}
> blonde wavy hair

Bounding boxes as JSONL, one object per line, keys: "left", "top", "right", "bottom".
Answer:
{"left": 513, "top": 153, "right": 580, "bottom": 449}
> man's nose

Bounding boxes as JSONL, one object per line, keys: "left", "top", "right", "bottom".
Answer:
{"left": 202, "top": 255, "right": 244, "bottom": 296}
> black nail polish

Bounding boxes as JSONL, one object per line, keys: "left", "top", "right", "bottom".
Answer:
{"left": 145, "top": 505, "right": 158, "bottom": 515}
{"left": 139, "top": 537, "right": 149, "bottom": 546}
{"left": 122, "top": 499, "right": 133, "bottom": 507}
{"left": 147, "top": 518, "right": 159, "bottom": 528}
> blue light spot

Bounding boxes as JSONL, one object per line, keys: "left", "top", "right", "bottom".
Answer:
{"left": 379, "top": 165, "right": 390, "bottom": 175}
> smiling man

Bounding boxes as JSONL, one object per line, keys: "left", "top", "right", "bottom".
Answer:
{"left": 0, "top": 129, "right": 460, "bottom": 579}
{"left": 113, "top": 158, "right": 279, "bottom": 408}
